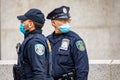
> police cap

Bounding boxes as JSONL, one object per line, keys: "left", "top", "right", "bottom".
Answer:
{"left": 47, "top": 6, "right": 70, "bottom": 20}
{"left": 17, "top": 8, "right": 45, "bottom": 24}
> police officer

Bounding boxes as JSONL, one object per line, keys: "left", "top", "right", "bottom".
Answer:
{"left": 16, "top": 8, "right": 52, "bottom": 80}
{"left": 46, "top": 6, "right": 89, "bottom": 80}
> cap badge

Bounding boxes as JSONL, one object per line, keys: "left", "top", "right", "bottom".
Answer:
{"left": 63, "top": 8, "right": 67, "bottom": 14}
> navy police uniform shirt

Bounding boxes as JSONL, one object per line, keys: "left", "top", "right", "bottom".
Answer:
{"left": 20, "top": 29, "right": 48, "bottom": 80}
{"left": 47, "top": 31, "right": 89, "bottom": 80}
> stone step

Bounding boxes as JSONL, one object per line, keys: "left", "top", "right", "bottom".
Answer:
{"left": 0, "top": 60, "right": 120, "bottom": 80}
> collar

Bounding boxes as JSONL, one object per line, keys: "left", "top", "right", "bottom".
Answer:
{"left": 49, "top": 31, "right": 69, "bottom": 43}
{"left": 24, "top": 29, "right": 42, "bottom": 38}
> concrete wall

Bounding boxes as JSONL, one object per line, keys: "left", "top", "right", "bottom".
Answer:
{"left": 1, "top": 0, "right": 120, "bottom": 60}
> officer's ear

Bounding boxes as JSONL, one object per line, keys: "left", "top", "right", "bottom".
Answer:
{"left": 28, "top": 20, "right": 34, "bottom": 28}
{"left": 51, "top": 20, "right": 56, "bottom": 27}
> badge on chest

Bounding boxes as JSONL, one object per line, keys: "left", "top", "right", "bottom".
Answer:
{"left": 60, "top": 39, "right": 70, "bottom": 50}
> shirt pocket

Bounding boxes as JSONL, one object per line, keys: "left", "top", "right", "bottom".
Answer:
{"left": 57, "top": 50, "right": 70, "bottom": 65}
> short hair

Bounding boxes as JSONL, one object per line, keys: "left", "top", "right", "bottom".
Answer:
{"left": 33, "top": 21, "right": 44, "bottom": 29}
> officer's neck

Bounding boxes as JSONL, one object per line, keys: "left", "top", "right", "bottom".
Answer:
{"left": 55, "top": 29, "right": 62, "bottom": 34}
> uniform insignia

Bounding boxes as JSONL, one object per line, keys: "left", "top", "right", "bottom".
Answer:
{"left": 60, "top": 39, "right": 70, "bottom": 50}
{"left": 76, "top": 40, "right": 85, "bottom": 51}
{"left": 34, "top": 44, "right": 45, "bottom": 56}
{"left": 63, "top": 8, "right": 67, "bottom": 14}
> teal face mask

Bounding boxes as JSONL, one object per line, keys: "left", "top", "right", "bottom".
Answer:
{"left": 59, "top": 23, "right": 71, "bottom": 33}
{"left": 19, "top": 23, "right": 26, "bottom": 34}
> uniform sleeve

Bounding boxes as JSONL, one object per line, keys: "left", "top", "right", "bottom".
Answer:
{"left": 26, "top": 41, "right": 46, "bottom": 80}
{"left": 72, "top": 39, "right": 89, "bottom": 80}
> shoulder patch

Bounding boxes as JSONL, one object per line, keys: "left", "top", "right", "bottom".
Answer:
{"left": 34, "top": 44, "right": 45, "bottom": 56}
{"left": 76, "top": 40, "right": 85, "bottom": 51}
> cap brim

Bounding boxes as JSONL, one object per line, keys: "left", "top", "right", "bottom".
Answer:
{"left": 17, "top": 15, "right": 28, "bottom": 21}
{"left": 58, "top": 15, "right": 70, "bottom": 19}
